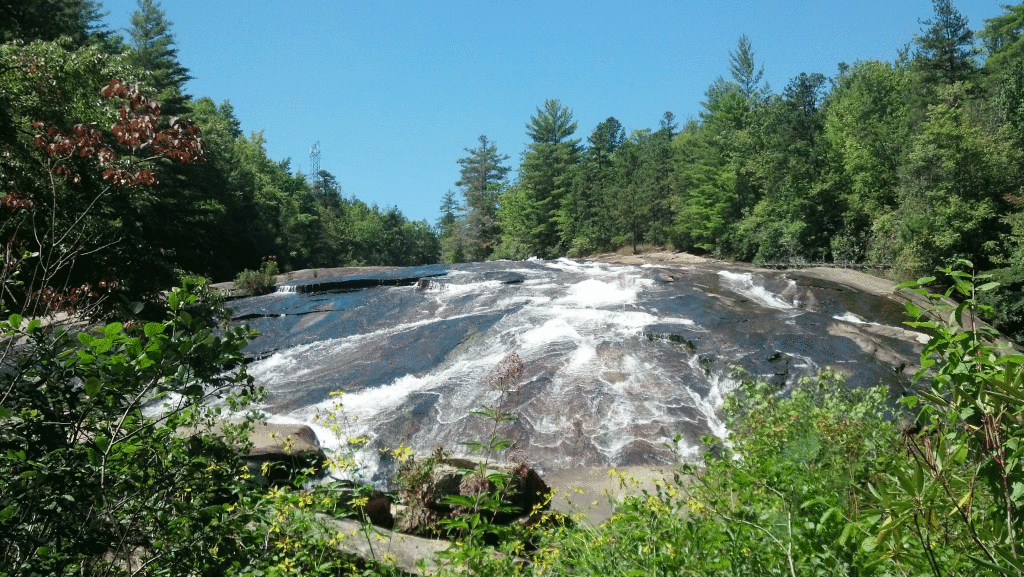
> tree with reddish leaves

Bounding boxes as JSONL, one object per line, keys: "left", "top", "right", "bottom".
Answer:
{"left": 5, "top": 77, "right": 205, "bottom": 318}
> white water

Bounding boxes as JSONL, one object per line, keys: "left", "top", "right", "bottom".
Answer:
{"left": 240, "top": 259, "right": 918, "bottom": 482}
{"left": 717, "top": 270, "right": 796, "bottom": 310}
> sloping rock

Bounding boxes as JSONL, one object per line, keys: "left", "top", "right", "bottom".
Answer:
{"left": 314, "top": 514, "right": 448, "bottom": 575}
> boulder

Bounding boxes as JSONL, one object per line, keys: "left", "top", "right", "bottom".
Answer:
{"left": 180, "top": 420, "right": 327, "bottom": 486}
{"left": 312, "top": 515, "right": 445, "bottom": 575}
{"left": 243, "top": 421, "right": 327, "bottom": 486}
{"left": 394, "top": 455, "right": 551, "bottom": 535}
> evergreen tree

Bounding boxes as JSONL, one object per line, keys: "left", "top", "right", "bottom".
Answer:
{"left": 437, "top": 190, "right": 465, "bottom": 263}
{"left": 437, "top": 189, "right": 460, "bottom": 234}
{"left": 980, "top": 4, "right": 1024, "bottom": 72}
{"left": 554, "top": 117, "right": 625, "bottom": 255}
{"left": 587, "top": 116, "right": 625, "bottom": 165}
{"left": 454, "top": 135, "right": 510, "bottom": 261}
{"left": 125, "top": 0, "right": 192, "bottom": 117}
{"left": 914, "top": 0, "right": 978, "bottom": 85}
{"left": 731, "top": 72, "right": 833, "bottom": 263}
{"left": 512, "top": 100, "right": 582, "bottom": 258}
{"left": 526, "top": 99, "right": 578, "bottom": 145}
{"left": 0, "top": 0, "right": 112, "bottom": 46}
{"left": 729, "top": 34, "right": 769, "bottom": 103}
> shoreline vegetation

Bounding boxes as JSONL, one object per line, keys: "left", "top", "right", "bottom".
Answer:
{"left": 10, "top": 263, "right": 1021, "bottom": 576}
{"left": 3, "top": 0, "right": 1024, "bottom": 573}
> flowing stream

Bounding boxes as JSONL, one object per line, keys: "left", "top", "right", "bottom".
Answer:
{"left": 229, "top": 258, "right": 924, "bottom": 482}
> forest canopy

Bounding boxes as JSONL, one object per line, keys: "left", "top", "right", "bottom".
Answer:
{"left": 2, "top": 0, "right": 1024, "bottom": 340}
{"left": 436, "top": 1, "right": 1024, "bottom": 342}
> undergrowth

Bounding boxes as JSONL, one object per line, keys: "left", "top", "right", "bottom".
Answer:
{"left": 234, "top": 256, "right": 279, "bottom": 296}
{"left": 4, "top": 261, "right": 1022, "bottom": 576}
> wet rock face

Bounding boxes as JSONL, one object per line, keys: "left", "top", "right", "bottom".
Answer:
{"left": 231, "top": 259, "right": 923, "bottom": 481}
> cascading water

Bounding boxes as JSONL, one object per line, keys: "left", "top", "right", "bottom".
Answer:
{"left": 230, "top": 258, "right": 923, "bottom": 482}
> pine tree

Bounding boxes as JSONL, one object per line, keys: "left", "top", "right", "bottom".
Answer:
{"left": 455, "top": 135, "right": 510, "bottom": 261}
{"left": 125, "top": 0, "right": 192, "bottom": 117}
{"left": 729, "top": 34, "right": 769, "bottom": 103}
{"left": 914, "top": 0, "right": 978, "bottom": 85}
{"left": 979, "top": 4, "right": 1024, "bottom": 73}
{"left": 516, "top": 100, "right": 582, "bottom": 257}
{"left": 0, "top": 0, "right": 112, "bottom": 46}
{"left": 526, "top": 99, "right": 578, "bottom": 145}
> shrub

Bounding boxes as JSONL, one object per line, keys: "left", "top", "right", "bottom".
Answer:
{"left": 234, "top": 257, "right": 279, "bottom": 296}
{"left": 0, "top": 283, "right": 262, "bottom": 576}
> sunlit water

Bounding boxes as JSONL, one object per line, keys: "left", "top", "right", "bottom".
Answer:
{"left": 229, "top": 258, "right": 918, "bottom": 482}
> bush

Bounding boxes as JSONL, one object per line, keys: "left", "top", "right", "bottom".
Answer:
{"left": 234, "top": 257, "right": 279, "bottom": 296}
{"left": 978, "top": 265, "right": 1024, "bottom": 345}
{"left": 0, "top": 283, "right": 262, "bottom": 576}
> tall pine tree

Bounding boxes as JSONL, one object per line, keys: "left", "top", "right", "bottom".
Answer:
{"left": 453, "top": 135, "right": 510, "bottom": 261}
{"left": 914, "top": 0, "right": 978, "bottom": 85}
{"left": 513, "top": 100, "right": 581, "bottom": 258}
{"left": 125, "top": 0, "right": 192, "bottom": 117}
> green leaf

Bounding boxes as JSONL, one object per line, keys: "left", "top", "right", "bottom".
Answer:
{"left": 952, "top": 444, "right": 968, "bottom": 465}
{"left": 444, "top": 495, "right": 477, "bottom": 508}
{"left": 91, "top": 338, "right": 112, "bottom": 355}
{"left": 7, "top": 313, "right": 22, "bottom": 329}
{"left": 84, "top": 377, "right": 102, "bottom": 397}
{"left": 144, "top": 322, "right": 166, "bottom": 338}
{"left": 1010, "top": 482, "right": 1024, "bottom": 503}
{"left": 104, "top": 322, "right": 123, "bottom": 339}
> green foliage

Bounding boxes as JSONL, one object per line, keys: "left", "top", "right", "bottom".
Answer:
{"left": 729, "top": 34, "right": 770, "bottom": 102}
{"left": 125, "top": 0, "right": 192, "bottom": 117}
{"left": 444, "top": 136, "right": 510, "bottom": 262}
{"left": 824, "top": 60, "right": 909, "bottom": 221}
{"left": 980, "top": 4, "right": 1024, "bottom": 73}
{"left": 670, "top": 119, "right": 738, "bottom": 252}
{"left": 509, "top": 100, "right": 582, "bottom": 258}
{"left": 0, "top": 0, "right": 112, "bottom": 46}
{"left": 979, "top": 265, "right": 1024, "bottom": 344}
{"left": 493, "top": 184, "right": 537, "bottom": 260}
{"left": 234, "top": 257, "right": 279, "bottom": 296}
{"left": 526, "top": 99, "right": 579, "bottom": 145}
{"left": 0, "top": 282, "right": 261, "bottom": 576}
{"left": 913, "top": 0, "right": 979, "bottom": 86}
{"left": 852, "top": 263, "right": 1024, "bottom": 575}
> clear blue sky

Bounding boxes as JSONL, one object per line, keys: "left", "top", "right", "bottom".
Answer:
{"left": 101, "top": 0, "right": 1007, "bottom": 225}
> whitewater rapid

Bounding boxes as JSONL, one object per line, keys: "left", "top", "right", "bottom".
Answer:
{"left": 233, "top": 258, "right": 918, "bottom": 482}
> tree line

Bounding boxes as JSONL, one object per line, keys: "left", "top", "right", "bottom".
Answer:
{"left": 3, "top": 0, "right": 1024, "bottom": 340}
{"left": 0, "top": 0, "right": 439, "bottom": 311}
{"left": 439, "top": 1, "right": 1024, "bottom": 340}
